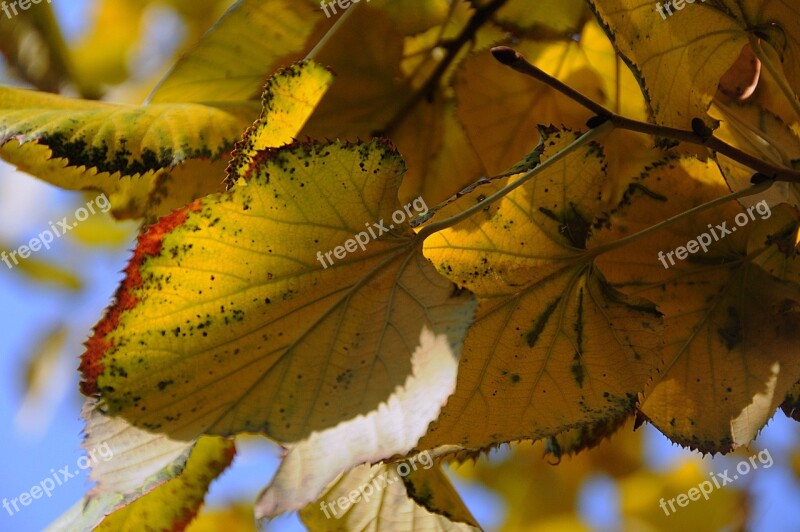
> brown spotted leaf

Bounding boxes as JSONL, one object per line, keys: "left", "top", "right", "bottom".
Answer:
{"left": 418, "top": 128, "right": 662, "bottom": 452}
{"left": 594, "top": 157, "right": 800, "bottom": 452}
{"left": 80, "top": 138, "right": 475, "bottom": 511}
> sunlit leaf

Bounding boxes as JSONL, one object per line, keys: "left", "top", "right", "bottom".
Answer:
{"left": 148, "top": 0, "right": 317, "bottom": 103}
{"left": 80, "top": 139, "right": 475, "bottom": 513}
{"left": 226, "top": 61, "right": 334, "bottom": 179}
{"left": 82, "top": 399, "right": 197, "bottom": 500}
{"left": 419, "top": 128, "right": 662, "bottom": 451}
{"left": 589, "top": 0, "right": 800, "bottom": 129}
{"left": 47, "top": 436, "right": 235, "bottom": 532}
{"left": 594, "top": 157, "right": 800, "bottom": 452}
{"left": 299, "top": 462, "right": 480, "bottom": 531}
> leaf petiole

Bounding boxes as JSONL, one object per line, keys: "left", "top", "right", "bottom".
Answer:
{"left": 416, "top": 120, "right": 614, "bottom": 240}
{"left": 585, "top": 179, "right": 775, "bottom": 259}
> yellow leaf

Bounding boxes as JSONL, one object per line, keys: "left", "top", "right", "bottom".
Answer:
{"left": 589, "top": 0, "right": 800, "bottom": 129}
{"left": 256, "top": 327, "right": 466, "bottom": 516}
{"left": 419, "top": 128, "right": 662, "bottom": 450}
{"left": 47, "top": 436, "right": 235, "bottom": 532}
{"left": 544, "top": 410, "right": 633, "bottom": 461}
{"left": 186, "top": 504, "right": 257, "bottom": 532}
{"left": 394, "top": 92, "right": 486, "bottom": 208}
{"left": 1, "top": 246, "right": 84, "bottom": 290}
{"left": 69, "top": 0, "right": 146, "bottom": 88}
{"left": 420, "top": 266, "right": 662, "bottom": 451}
{"left": 0, "top": 86, "right": 247, "bottom": 176}
{"left": 302, "top": 7, "right": 407, "bottom": 137}
{"left": 14, "top": 325, "right": 69, "bottom": 436}
{"left": 0, "top": 60, "right": 329, "bottom": 220}
{"left": 594, "top": 157, "right": 800, "bottom": 451}
{"left": 227, "top": 61, "right": 334, "bottom": 179}
{"left": 299, "top": 463, "right": 480, "bottom": 531}
{"left": 480, "top": 0, "right": 588, "bottom": 36}
{"left": 618, "top": 460, "right": 747, "bottom": 530}
{"left": 424, "top": 128, "right": 606, "bottom": 294}
{"left": 377, "top": 0, "right": 451, "bottom": 34}
{"left": 455, "top": 21, "right": 645, "bottom": 176}
{"left": 80, "top": 140, "right": 475, "bottom": 509}
{"left": 711, "top": 99, "right": 800, "bottom": 209}
{"left": 148, "top": 0, "right": 317, "bottom": 103}
{"left": 449, "top": 423, "right": 643, "bottom": 530}
{"left": 68, "top": 212, "right": 138, "bottom": 248}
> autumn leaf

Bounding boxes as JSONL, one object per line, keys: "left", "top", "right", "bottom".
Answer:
{"left": 47, "top": 436, "right": 234, "bottom": 532}
{"left": 711, "top": 99, "right": 800, "bottom": 209}
{"left": 82, "top": 399, "right": 197, "bottom": 500}
{"left": 0, "top": 85, "right": 248, "bottom": 220}
{"left": 0, "top": 85, "right": 246, "bottom": 175}
{"left": 0, "top": 60, "right": 330, "bottom": 220}
{"left": 227, "top": 61, "right": 334, "bottom": 179}
{"left": 418, "top": 127, "right": 662, "bottom": 452}
{"left": 589, "top": 0, "right": 800, "bottom": 130}
{"left": 594, "top": 157, "right": 800, "bottom": 451}
{"left": 299, "top": 462, "right": 480, "bottom": 531}
{"left": 482, "top": 0, "right": 588, "bottom": 36}
{"left": 6, "top": 2, "right": 800, "bottom": 529}
{"left": 148, "top": 0, "right": 318, "bottom": 103}
{"left": 80, "top": 139, "right": 475, "bottom": 513}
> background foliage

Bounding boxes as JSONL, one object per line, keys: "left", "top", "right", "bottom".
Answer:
{"left": 1, "top": 0, "right": 799, "bottom": 530}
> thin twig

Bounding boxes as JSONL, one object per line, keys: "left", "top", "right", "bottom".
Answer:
{"left": 490, "top": 46, "right": 800, "bottom": 183}
{"left": 416, "top": 120, "right": 614, "bottom": 241}
{"left": 305, "top": 2, "right": 360, "bottom": 61}
{"left": 586, "top": 179, "right": 774, "bottom": 259}
{"left": 377, "top": 0, "right": 509, "bottom": 136}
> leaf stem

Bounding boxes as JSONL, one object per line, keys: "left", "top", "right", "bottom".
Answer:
{"left": 490, "top": 46, "right": 800, "bottom": 183}
{"left": 305, "top": 1, "right": 359, "bottom": 61}
{"left": 416, "top": 120, "right": 614, "bottom": 241}
{"left": 585, "top": 179, "right": 774, "bottom": 259}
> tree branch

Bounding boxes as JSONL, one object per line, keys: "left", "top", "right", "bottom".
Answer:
{"left": 376, "top": 0, "right": 509, "bottom": 137}
{"left": 490, "top": 46, "right": 800, "bottom": 184}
